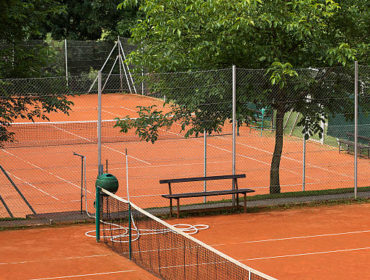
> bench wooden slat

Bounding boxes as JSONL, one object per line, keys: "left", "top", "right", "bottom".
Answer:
{"left": 162, "top": 188, "right": 255, "bottom": 199}
{"left": 159, "top": 174, "right": 246, "bottom": 184}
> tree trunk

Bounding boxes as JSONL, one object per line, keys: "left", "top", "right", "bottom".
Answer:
{"left": 270, "top": 106, "right": 285, "bottom": 193}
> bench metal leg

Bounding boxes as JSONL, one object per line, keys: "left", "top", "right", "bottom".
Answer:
{"left": 243, "top": 193, "right": 247, "bottom": 213}
{"left": 170, "top": 198, "right": 173, "bottom": 217}
{"left": 176, "top": 198, "right": 180, "bottom": 218}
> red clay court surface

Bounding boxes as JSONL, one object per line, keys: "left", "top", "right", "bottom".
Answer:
{"left": 0, "top": 94, "right": 369, "bottom": 217}
{"left": 0, "top": 203, "right": 369, "bottom": 279}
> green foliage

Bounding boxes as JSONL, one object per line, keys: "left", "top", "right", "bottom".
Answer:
{"left": 0, "top": 0, "right": 64, "bottom": 78}
{"left": 0, "top": 0, "right": 73, "bottom": 146}
{"left": 45, "top": 0, "right": 141, "bottom": 40}
{"left": 119, "top": 0, "right": 368, "bottom": 193}
{"left": 115, "top": 105, "right": 173, "bottom": 143}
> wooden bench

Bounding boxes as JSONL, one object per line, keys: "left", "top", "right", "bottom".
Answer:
{"left": 338, "top": 133, "right": 370, "bottom": 157}
{"left": 160, "top": 174, "right": 255, "bottom": 218}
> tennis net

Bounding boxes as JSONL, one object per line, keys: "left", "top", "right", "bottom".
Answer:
{"left": 99, "top": 188, "right": 276, "bottom": 280}
{"left": 4, "top": 119, "right": 233, "bottom": 148}
{"left": 3, "top": 119, "right": 182, "bottom": 148}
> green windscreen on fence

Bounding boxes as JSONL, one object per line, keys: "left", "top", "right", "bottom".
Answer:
{"left": 327, "top": 107, "right": 370, "bottom": 143}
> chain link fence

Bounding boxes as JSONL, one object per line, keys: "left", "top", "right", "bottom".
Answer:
{"left": 0, "top": 64, "right": 369, "bottom": 225}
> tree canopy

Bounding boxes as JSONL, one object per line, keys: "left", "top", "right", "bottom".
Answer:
{"left": 0, "top": 0, "right": 73, "bottom": 146}
{"left": 117, "top": 0, "right": 369, "bottom": 193}
{"left": 44, "top": 0, "right": 141, "bottom": 40}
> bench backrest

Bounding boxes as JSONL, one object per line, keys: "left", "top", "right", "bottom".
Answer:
{"left": 159, "top": 174, "right": 246, "bottom": 184}
{"left": 160, "top": 174, "right": 246, "bottom": 195}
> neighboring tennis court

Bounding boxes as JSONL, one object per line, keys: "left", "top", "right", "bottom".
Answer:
{"left": 1, "top": 93, "right": 369, "bottom": 218}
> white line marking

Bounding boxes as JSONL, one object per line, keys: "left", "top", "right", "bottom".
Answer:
{"left": 102, "top": 145, "right": 151, "bottom": 165}
{"left": 242, "top": 246, "right": 370, "bottom": 261}
{"left": 2, "top": 169, "right": 59, "bottom": 200}
{"left": 51, "top": 125, "right": 91, "bottom": 142}
{"left": 1, "top": 150, "right": 88, "bottom": 194}
{"left": 29, "top": 270, "right": 137, "bottom": 280}
{"left": 119, "top": 106, "right": 136, "bottom": 113}
{"left": 206, "top": 142, "right": 312, "bottom": 179}
{"left": 0, "top": 254, "right": 111, "bottom": 265}
{"left": 219, "top": 137, "right": 354, "bottom": 179}
{"left": 212, "top": 229, "right": 370, "bottom": 247}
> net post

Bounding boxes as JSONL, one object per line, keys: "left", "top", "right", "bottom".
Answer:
{"left": 128, "top": 203, "right": 132, "bottom": 260}
{"left": 95, "top": 186, "right": 101, "bottom": 242}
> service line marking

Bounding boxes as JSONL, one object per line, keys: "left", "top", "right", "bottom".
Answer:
{"left": 241, "top": 246, "right": 370, "bottom": 261}
{"left": 212, "top": 229, "right": 370, "bottom": 247}
{"left": 0, "top": 254, "right": 111, "bottom": 265}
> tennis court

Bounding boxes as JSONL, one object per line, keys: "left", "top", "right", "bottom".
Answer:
{"left": 176, "top": 202, "right": 370, "bottom": 279}
{"left": 1, "top": 197, "right": 368, "bottom": 279}
{"left": 0, "top": 224, "right": 158, "bottom": 280}
{"left": 1, "top": 93, "right": 369, "bottom": 218}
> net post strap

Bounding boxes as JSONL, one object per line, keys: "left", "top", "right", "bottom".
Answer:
{"left": 100, "top": 188, "right": 276, "bottom": 280}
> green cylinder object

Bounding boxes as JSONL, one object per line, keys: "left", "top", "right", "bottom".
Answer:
{"left": 95, "top": 173, "right": 119, "bottom": 194}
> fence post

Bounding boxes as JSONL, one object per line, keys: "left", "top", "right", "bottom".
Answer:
{"left": 118, "top": 36, "right": 123, "bottom": 92}
{"left": 232, "top": 65, "right": 236, "bottom": 206}
{"left": 204, "top": 129, "right": 207, "bottom": 203}
{"left": 98, "top": 71, "right": 103, "bottom": 175}
{"left": 354, "top": 61, "right": 358, "bottom": 199}
{"left": 64, "top": 39, "right": 68, "bottom": 87}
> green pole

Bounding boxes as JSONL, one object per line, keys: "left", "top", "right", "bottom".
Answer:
{"left": 95, "top": 186, "right": 101, "bottom": 242}
{"left": 128, "top": 203, "right": 132, "bottom": 260}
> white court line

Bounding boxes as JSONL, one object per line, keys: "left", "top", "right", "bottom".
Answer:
{"left": 52, "top": 117, "right": 150, "bottom": 166}
{"left": 29, "top": 270, "right": 136, "bottom": 280}
{"left": 1, "top": 149, "right": 88, "bottom": 194}
{"left": 0, "top": 254, "right": 111, "bottom": 265}
{"left": 4, "top": 170, "right": 59, "bottom": 200}
{"left": 166, "top": 122, "right": 316, "bottom": 180}
{"left": 206, "top": 142, "right": 314, "bottom": 180}
{"left": 241, "top": 246, "right": 370, "bottom": 261}
{"left": 218, "top": 137, "right": 354, "bottom": 179}
{"left": 212, "top": 229, "right": 370, "bottom": 247}
{"left": 51, "top": 125, "right": 91, "bottom": 142}
{"left": 102, "top": 145, "right": 151, "bottom": 165}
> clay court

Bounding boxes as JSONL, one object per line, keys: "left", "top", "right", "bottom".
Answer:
{"left": 1, "top": 202, "right": 369, "bottom": 279}
{"left": 1, "top": 94, "right": 369, "bottom": 218}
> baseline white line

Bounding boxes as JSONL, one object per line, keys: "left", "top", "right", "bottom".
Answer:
{"left": 212, "top": 229, "right": 370, "bottom": 247}
{"left": 0, "top": 254, "right": 111, "bottom": 265}
{"left": 29, "top": 270, "right": 137, "bottom": 280}
{"left": 241, "top": 246, "right": 370, "bottom": 261}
